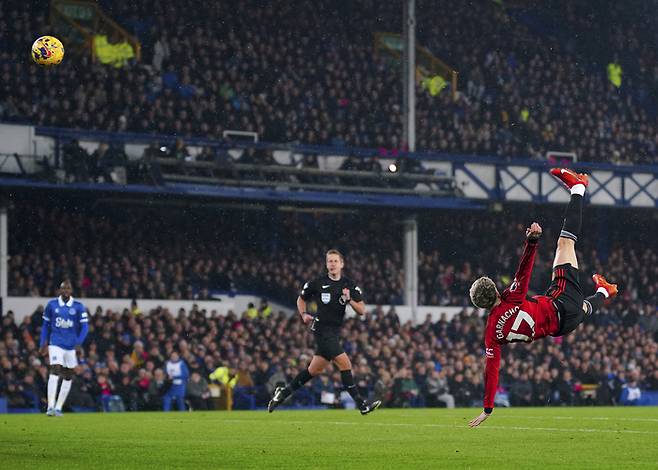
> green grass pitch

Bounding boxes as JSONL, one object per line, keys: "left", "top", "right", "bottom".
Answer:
{"left": 1, "top": 407, "right": 657, "bottom": 469}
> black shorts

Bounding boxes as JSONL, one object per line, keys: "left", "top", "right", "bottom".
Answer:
{"left": 313, "top": 327, "right": 344, "bottom": 360}
{"left": 547, "top": 263, "right": 585, "bottom": 336}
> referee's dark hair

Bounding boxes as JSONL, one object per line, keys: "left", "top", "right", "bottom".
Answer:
{"left": 326, "top": 249, "right": 344, "bottom": 261}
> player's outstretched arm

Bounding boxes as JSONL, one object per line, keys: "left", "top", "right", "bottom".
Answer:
{"left": 505, "top": 222, "right": 542, "bottom": 303}
{"left": 470, "top": 339, "right": 500, "bottom": 428}
{"left": 525, "top": 222, "right": 542, "bottom": 242}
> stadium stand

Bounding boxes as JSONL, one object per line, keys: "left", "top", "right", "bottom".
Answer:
{"left": 0, "top": 302, "right": 656, "bottom": 412}
{"left": 2, "top": 198, "right": 656, "bottom": 411}
{"left": 1, "top": 0, "right": 657, "bottom": 416}
{"left": 2, "top": 0, "right": 658, "bottom": 163}
{"left": 8, "top": 200, "right": 658, "bottom": 308}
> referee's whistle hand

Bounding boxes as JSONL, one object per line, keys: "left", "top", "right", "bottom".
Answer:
{"left": 302, "top": 313, "right": 314, "bottom": 325}
{"left": 341, "top": 288, "right": 351, "bottom": 301}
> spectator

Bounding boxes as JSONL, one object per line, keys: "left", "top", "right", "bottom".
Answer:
{"left": 259, "top": 299, "right": 272, "bottom": 318}
{"left": 244, "top": 303, "right": 258, "bottom": 320}
{"left": 167, "top": 139, "right": 190, "bottom": 162}
{"left": 5, "top": 381, "right": 29, "bottom": 408}
{"left": 373, "top": 369, "right": 392, "bottom": 406}
{"left": 94, "top": 374, "right": 114, "bottom": 411}
{"left": 62, "top": 140, "right": 90, "bottom": 182}
{"left": 115, "top": 375, "right": 138, "bottom": 411}
{"left": 186, "top": 371, "right": 212, "bottom": 410}
{"left": 391, "top": 367, "right": 420, "bottom": 408}
{"left": 152, "top": 33, "right": 170, "bottom": 71}
{"left": 130, "top": 341, "right": 148, "bottom": 369}
{"left": 620, "top": 370, "right": 643, "bottom": 406}
{"left": 68, "top": 369, "right": 97, "bottom": 410}
{"left": 147, "top": 368, "right": 169, "bottom": 410}
{"left": 426, "top": 369, "right": 455, "bottom": 408}
{"left": 553, "top": 370, "right": 576, "bottom": 406}
{"left": 509, "top": 372, "right": 533, "bottom": 407}
{"left": 450, "top": 373, "right": 474, "bottom": 407}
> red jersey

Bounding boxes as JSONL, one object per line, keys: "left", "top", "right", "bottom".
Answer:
{"left": 482, "top": 240, "right": 561, "bottom": 410}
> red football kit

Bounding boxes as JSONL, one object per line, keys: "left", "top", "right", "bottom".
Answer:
{"left": 482, "top": 240, "right": 561, "bottom": 410}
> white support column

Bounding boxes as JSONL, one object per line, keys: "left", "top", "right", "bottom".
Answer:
{"left": 0, "top": 207, "right": 7, "bottom": 314}
{"left": 403, "top": 216, "right": 418, "bottom": 322}
{"left": 403, "top": 0, "right": 416, "bottom": 152}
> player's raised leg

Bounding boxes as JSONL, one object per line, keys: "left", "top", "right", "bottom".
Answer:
{"left": 268, "top": 355, "right": 328, "bottom": 412}
{"left": 583, "top": 273, "right": 619, "bottom": 316}
{"left": 550, "top": 168, "right": 589, "bottom": 271}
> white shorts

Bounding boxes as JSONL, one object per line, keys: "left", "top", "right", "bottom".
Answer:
{"left": 48, "top": 345, "right": 78, "bottom": 368}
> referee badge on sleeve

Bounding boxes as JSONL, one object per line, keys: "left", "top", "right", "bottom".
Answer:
{"left": 321, "top": 293, "right": 331, "bottom": 304}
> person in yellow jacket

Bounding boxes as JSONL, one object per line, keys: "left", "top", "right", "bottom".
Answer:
{"left": 607, "top": 62, "right": 622, "bottom": 88}
{"left": 94, "top": 33, "right": 135, "bottom": 68}
{"left": 245, "top": 302, "right": 258, "bottom": 319}
{"left": 209, "top": 366, "right": 238, "bottom": 388}
{"left": 421, "top": 75, "right": 447, "bottom": 96}
{"left": 259, "top": 298, "right": 272, "bottom": 318}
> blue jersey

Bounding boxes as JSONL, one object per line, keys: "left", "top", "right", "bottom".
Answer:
{"left": 40, "top": 296, "right": 89, "bottom": 350}
{"left": 166, "top": 360, "right": 189, "bottom": 386}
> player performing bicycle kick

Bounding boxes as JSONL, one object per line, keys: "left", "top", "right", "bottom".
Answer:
{"left": 468, "top": 168, "right": 618, "bottom": 427}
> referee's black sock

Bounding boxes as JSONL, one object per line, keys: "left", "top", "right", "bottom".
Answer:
{"left": 560, "top": 193, "right": 583, "bottom": 242}
{"left": 584, "top": 293, "right": 605, "bottom": 316}
{"left": 341, "top": 370, "right": 365, "bottom": 409}
{"left": 283, "top": 368, "right": 313, "bottom": 398}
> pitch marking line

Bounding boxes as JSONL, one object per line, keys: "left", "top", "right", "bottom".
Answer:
{"left": 222, "top": 419, "right": 658, "bottom": 435}
{"left": 398, "top": 414, "right": 658, "bottom": 423}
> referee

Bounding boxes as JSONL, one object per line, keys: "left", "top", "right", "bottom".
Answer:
{"left": 268, "top": 249, "right": 381, "bottom": 414}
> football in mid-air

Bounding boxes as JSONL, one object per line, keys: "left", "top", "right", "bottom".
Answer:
{"left": 31, "top": 36, "right": 64, "bottom": 66}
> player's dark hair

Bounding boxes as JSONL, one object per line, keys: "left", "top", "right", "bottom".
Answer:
{"left": 469, "top": 277, "right": 498, "bottom": 309}
{"left": 326, "top": 249, "right": 344, "bottom": 261}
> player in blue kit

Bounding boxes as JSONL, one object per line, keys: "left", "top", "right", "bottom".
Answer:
{"left": 39, "top": 280, "right": 89, "bottom": 416}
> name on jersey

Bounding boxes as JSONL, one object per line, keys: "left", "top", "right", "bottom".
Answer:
{"left": 495, "top": 305, "right": 520, "bottom": 340}
{"left": 55, "top": 317, "right": 74, "bottom": 329}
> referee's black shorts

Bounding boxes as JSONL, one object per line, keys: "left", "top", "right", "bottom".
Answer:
{"left": 547, "top": 263, "right": 585, "bottom": 337}
{"left": 313, "top": 327, "right": 344, "bottom": 360}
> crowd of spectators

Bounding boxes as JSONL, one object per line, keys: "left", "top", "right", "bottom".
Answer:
{"left": 2, "top": 0, "right": 658, "bottom": 164}
{"left": 1, "top": 299, "right": 656, "bottom": 413}
{"left": 8, "top": 202, "right": 406, "bottom": 305}
{"left": 2, "top": 0, "right": 657, "bottom": 415}
{"left": 9, "top": 200, "right": 658, "bottom": 313}
{"left": 9, "top": 200, "right": 658, "bottom": 315}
